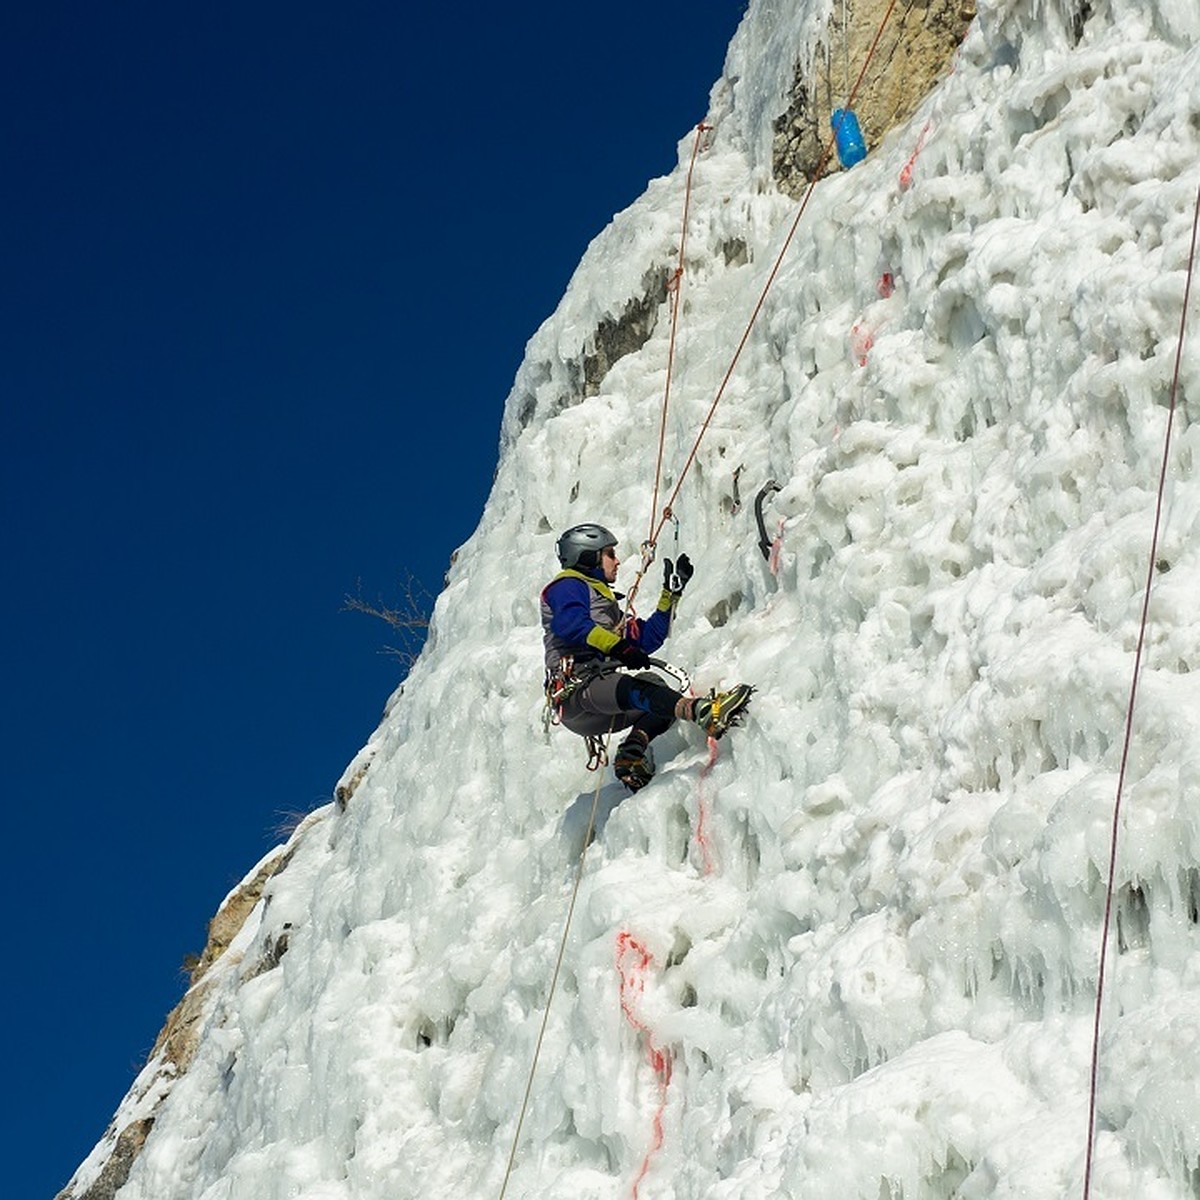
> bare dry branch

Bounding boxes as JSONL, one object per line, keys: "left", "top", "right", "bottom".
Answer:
{"left": 343, "top": 572, "right": 433, "bottom": 669}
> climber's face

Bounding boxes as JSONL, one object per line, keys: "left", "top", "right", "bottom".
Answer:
{"left": 601, "top": 546, "right": 619, "bottom": 583}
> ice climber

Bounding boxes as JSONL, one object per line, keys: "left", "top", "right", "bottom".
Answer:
{"left": 541, "top": 522, "right": 754, "bottom": 792}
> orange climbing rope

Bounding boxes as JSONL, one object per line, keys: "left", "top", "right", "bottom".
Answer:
{"left": 498, "top": 722, "right": 614, "bottom": 1200}
{"left": 648, "top": 122, "right": 711, "bottom": 549}
{"left": 502, "top": 147, "right": 725, "bottom": 1197}
{"left": 1082, "top": 178, "right": 1200, "bottom": 1200}
{"left": 503, "top": 7, "right": 908, "bottom": 1193}
{"left": 625, "top": 0, "right": 902, "bottom": 612}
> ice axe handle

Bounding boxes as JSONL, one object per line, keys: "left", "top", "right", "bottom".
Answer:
{"left": 754, "top": 481, "right": 781, "bottom": 561}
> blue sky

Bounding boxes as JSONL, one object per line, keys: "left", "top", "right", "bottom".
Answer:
{"left": 1, "top": 3, "right": 742, "bottom": 1194}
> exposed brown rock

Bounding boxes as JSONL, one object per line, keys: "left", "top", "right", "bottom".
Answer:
{"left": 772, "top": 0, "right": 976, "bottom": 196}
{"left": 581, "top": 266, "right": 672, "bottom": 398}
{"left": 150, "top": 849, "right": 291, "bottom": 1075}
{"left": 55, "top": 1118, "right": 154, "bottom": 1200}
{"left": 56, "top": 850, "right": 290, "bottom": 1200}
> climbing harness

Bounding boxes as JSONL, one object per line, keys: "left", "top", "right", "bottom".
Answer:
{"left": 1081, "top": 179, "right": 1200, "bottom": 1200}
{"left": 545, "top": 654, "right": 688, "bottom": 774}
{"left": 543, "top": 654, "right": 589, "bottom": 724}
{"left": 545, "top": 656, "right": 689, "bottom": 719}
{"left": 544, "top": 656, "right": 620, "bottom": 772}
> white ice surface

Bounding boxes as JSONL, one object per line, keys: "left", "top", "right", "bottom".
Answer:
{"left": 66, "top": 0, "right": 1200, "bottom": 1197}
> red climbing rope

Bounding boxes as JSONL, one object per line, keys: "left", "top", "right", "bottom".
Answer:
{"left": 1082, "top": 178, "right": 1200, "bottom": 1200}
{"left": 657, "top": 0, "right": 899, "bottom": 538}
{"left": 648, "top": 123, "right": 711, "bottom": 548}
{"left": 625, "top": 0, "right": 902, "bottom": 613}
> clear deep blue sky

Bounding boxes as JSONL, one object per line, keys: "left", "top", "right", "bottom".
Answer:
{"left": 1, "top": 3, "right": 743, "bottom": 1195}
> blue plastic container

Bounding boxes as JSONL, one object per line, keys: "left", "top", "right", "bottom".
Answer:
{"left": 831, "top": 108, "right": 867, "bottom": 168}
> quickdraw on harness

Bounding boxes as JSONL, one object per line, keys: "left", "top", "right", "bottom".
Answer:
{"left": 583, "top": 735, "right": 609, "bottom": 772}
{"left": 542, "top": 654, "right": 578, "bottom": 728}
{"left": 542, "top": 655, "right": 620, "bottom": 771}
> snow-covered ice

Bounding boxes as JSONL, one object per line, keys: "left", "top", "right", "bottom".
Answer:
{"left": 64, "top": 0, "right": 1200, "bottom": 1197}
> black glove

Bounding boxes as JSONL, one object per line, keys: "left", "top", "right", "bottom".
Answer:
{"left": 610, "top": 638, "right": 652, "bottom": 669}
{"left": 664, "top": 553, "right": 694, "bottom": 595}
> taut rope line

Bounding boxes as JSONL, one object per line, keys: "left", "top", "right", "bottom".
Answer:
{"left": 625, "top": 0, "right": 902, "bottom": 611}
{"left": 498, "top": 724, "right": 613, "bottom": 1199}
{"left": 648, "top": 122, "right": 711, "bottom": 548}
{"left": 1081, "top": 178, "right": 1200, "bottom": 1200}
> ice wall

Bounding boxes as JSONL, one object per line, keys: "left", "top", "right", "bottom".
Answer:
{"left": 63, "top": 1, "right": 1200, "bottom": 1198}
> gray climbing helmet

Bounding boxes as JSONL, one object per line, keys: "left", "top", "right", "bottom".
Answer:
{"left": 555, "top": 523, "right": 618, "bottom": 569}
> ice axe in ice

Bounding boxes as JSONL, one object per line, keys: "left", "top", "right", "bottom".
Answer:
{"left": 754, "top": 480, "right": 781, "bottom": 561}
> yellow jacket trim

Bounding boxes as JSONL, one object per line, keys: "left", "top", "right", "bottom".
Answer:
{"left": 586, "top": 625, "right": 622, "bottom": 653}
{"left": 547, "top": 568, "right": 624, "bottom": 652}
{"left": 548, "top": 568, "right": 617, "bottom": 601}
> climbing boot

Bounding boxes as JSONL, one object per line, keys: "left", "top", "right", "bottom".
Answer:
{"left": 691, "top": 684, "right": 754, "bottom": 739}
{"left": 614, "top": 730, "right": 656, "bottom": 792}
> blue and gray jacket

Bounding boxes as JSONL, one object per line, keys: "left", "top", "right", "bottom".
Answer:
{"left": 540, "top": 566, "right": 677, "bottom": 678}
